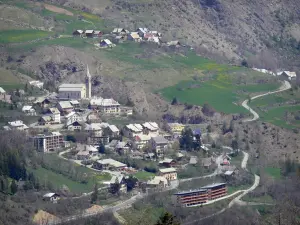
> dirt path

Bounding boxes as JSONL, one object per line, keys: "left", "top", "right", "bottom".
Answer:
{"left": 241, "top": 151, "right": 249, "bottom": 169}
{"left": 242, "top": 81, "right": 291, "bottom": 122}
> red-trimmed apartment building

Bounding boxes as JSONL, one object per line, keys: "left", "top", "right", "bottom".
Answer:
{"left": 174, "top": 183, "right": 227, "bottom": 207}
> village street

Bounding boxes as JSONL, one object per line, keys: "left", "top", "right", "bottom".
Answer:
{"left": 242, "top": 80, "right": 291, "bottom": 122}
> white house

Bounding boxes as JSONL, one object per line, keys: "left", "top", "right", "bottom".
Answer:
{"left": 22, "top": 105, "right": 36, "bottom": 116}
{"left": 43, "top": 193, "right": 60, "bottom": 203}
{"left": 142, "top": 122, "right": 159, "bottom": 135}
{"left": 123, "top": 124, "right": 143, "bottom": 138}
{"left": 4, "top": 120, "right": 28, "bottom": 131}
{"left": 0, "top": 87, "right": 6, "bottom": 95}
{"left": 100, "top": 39, "right": 113, "bottom": 48}
{"left": 29, "top": 80, "right": 44, "bottom": 89}
{"left": 65, "top": 111, "right": 82, "bottom": 125}
{"left": 90, "top": 97, "right": 120, "bottom": 114}
{"left": 48, "top": 108, "right": 61, "bottom": 124}
{"left": 280, "top": 71, "right": 297, "bottom": 80}
{"left": 67, "top": 121, "right": 83, "bottom": 131}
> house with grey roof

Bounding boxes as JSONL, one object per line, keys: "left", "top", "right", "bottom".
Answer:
{"left": 150, "top": 136, "right": 169, "bottom": 158}
{"left": 57, "top": 101, "right": 74, "bottom": 115}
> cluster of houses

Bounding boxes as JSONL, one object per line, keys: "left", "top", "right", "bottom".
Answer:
{"left": 252, "top": 68, "right": 297, "bottom": 81}
{"left": 72, "top": 27, "right": 181, "bottom": 48}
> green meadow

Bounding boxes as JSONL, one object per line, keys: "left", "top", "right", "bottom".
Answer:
{"left": 264, "top": 167, "right": 281, "bottom": 179}
{"left": 161, "top": 74, "right": 280, "bottom": 114}
{"left": 0, "top": 30, "right": 52, "bottom": 43}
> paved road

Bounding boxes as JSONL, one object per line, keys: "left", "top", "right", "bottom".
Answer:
{"left": 242, "top": 81, "right": 291, "bottom": 122}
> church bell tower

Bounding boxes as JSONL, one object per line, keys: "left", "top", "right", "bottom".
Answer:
{"left": 86, "top": 65, "right": 92, "bottom": 99}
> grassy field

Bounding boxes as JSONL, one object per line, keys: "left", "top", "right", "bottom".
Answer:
{"left": 0, "top": 30, "right": 52, "bottom": 43}
{"left": 31, "top": 153, "right": 111, "bottom": 194}
{"left": 0, "top": 68, "right": 24, "bottom": 91}
{"left": 161, "top": 75, "right": 280, "bottom": 114}
{"left": 264, "top": 167, "right": 281, "bottom": 179}
{"left": 242, "top": 194, "right": 275, "bottom": 204}
{"left": 249, "top": 88, "right": 300, "bottom": 129}
{"left": 134, "top": 171, "right": 155, "bottom": 181}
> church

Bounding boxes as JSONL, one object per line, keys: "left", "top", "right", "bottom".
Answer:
{"left": 58, "top": 65, "right": 92, "bottom": 100}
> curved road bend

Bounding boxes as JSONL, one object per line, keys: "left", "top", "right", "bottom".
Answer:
{"left": 242, "top": 80, "right": 291, "bottom": 122}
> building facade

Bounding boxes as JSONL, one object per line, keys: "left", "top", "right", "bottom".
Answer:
{"left": 58, "top": 65, "right": 92, "bottom": 100}
{"left": 90, "top": 97, "right": 120, "bottom": 114}
{"left": 31, "top": 132, "right": 64, "bottom": 152}
{"left": 174, "top": 183, "right": 227, "bottom": 207}
{"left": 159, "top": 168, "right": 177, "bottom": 181}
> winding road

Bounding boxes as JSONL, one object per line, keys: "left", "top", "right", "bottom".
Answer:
{"left": 242, "top": 80, "right": 291, "bottom": 122}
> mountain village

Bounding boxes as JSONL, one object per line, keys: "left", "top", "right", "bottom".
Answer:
{"left": 0, "top": 63, "right": 242, "bottom": 209}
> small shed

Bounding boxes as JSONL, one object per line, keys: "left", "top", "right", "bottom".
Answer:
{"left": 43, "top": 193, "right": 60, "bottom": 203}
{"left": 85, "top": 30, "right": 94, "bottom": 38}
{"left": 100, "top": 39, "right": 113, "bottom": 47}
{"left": 73, "top": 30, "right": 84, "bottom": 36}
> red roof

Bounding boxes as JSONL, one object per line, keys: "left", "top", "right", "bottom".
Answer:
{"left": 144, "top": 33, "right": 154, "bottom": 39}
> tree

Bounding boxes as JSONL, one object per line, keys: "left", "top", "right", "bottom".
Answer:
{"left": 231, "top": 140, "right": 239, "bottom": 150}
{"left": 229, "top": 120, "right": 235, "bottom": 132}
{"left": 24, "top": 83, "right": 28, "bottom": 93}
{"left": 207, "top": 125, "right": 212, "bottom": 133}
{"left": 10, "top": 180, "right": 18, "bottom": 194}
{"left": 125, "top": 176, "right": 138, "bottom": 192}
{"left": 180, "top": 128, "right": 194, "bottom": 151}
{"left": 202, "top": 103, "right": 215, "bottom": 117}
{"left": 241, "top": 59, "right": 248, "bottom": 67}
{"left": 222, "top": 121, "right": 228, "bottom": 134}
{"left": 98, "top": 142, "right": 106, "bottom": 154}
{"left": 155, "top": 212, "right": 180, "bottom": 225}
{"left": 0, "top": 177, "right": 8, "bottom": 192}
{"left": 91, "top": 183, "right": 98, "bottom": 203}
{"left": 171, "top": 97, "right": 178, "bottom": 105}
{"left": 110, "top": 178, "right": 121, "bottom": 195}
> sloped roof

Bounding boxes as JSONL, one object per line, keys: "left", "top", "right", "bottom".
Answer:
{"left": 58, "top": 101, "right": 73, "bottom": 109}
{"left": 22, "top": 105, "right": 33, "bottom": 111}
{"left": 0, "top": 87, "right": 5, "bottom": 93}
{"left": 49, "top": 107, "right": 60, "bottom": 114}
{"left": 143, "top": 122, "right": 159, "bottom": 131}
{"left": 151, "top": 136, "right": 168, "bottom": 144}
{"left": 129, "top": 32, "right": 141, "bottom": 39}
{"left": 147, "top": 176, "right": 167, "bottom": 185}
{"left": 85, "top": 30, "right": 94, "bottom": 34}
{"left": 108, "top": 125, "right": 119, "bottom": 132}
{"left": 43, "top": 193, "right": 57, "bottom": 198}
{"left": 96, "top": 158, "right": 126, "bottom": 168}
{"left": 159, "top": 168, "right": 176, "bottom": 173}
{"left": 101, "top": 39, "right": 112, "bottom": 45}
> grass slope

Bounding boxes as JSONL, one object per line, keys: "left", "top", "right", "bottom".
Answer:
{"left": 161, "top": 75, "right": 280, "bottom": 114}
{"left": 250, "top": 88, "right": 300, "bottom": 129}
{"left": 0, "top": 30, "right": 52, "bottom": 43}
{"left": 0, "top": 68, "right": 23, "bottom": 90}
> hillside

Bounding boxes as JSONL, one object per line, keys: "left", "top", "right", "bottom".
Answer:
{"left": 50, "top": 0, "right": 300, "bottom": 70}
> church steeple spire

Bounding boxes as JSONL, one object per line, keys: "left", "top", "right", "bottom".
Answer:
{"left": 86, "top": 65, "right": 92, "bottom": 99}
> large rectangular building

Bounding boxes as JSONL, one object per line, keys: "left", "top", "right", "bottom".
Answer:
{"left": 31, "top": 132, "right": 64, "bottom": 152}
{"left": 174, "top": 183, "right": 227, "bottom": 207}
{"left": 58, "top": 84, "right": 86, "bottom": 100}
